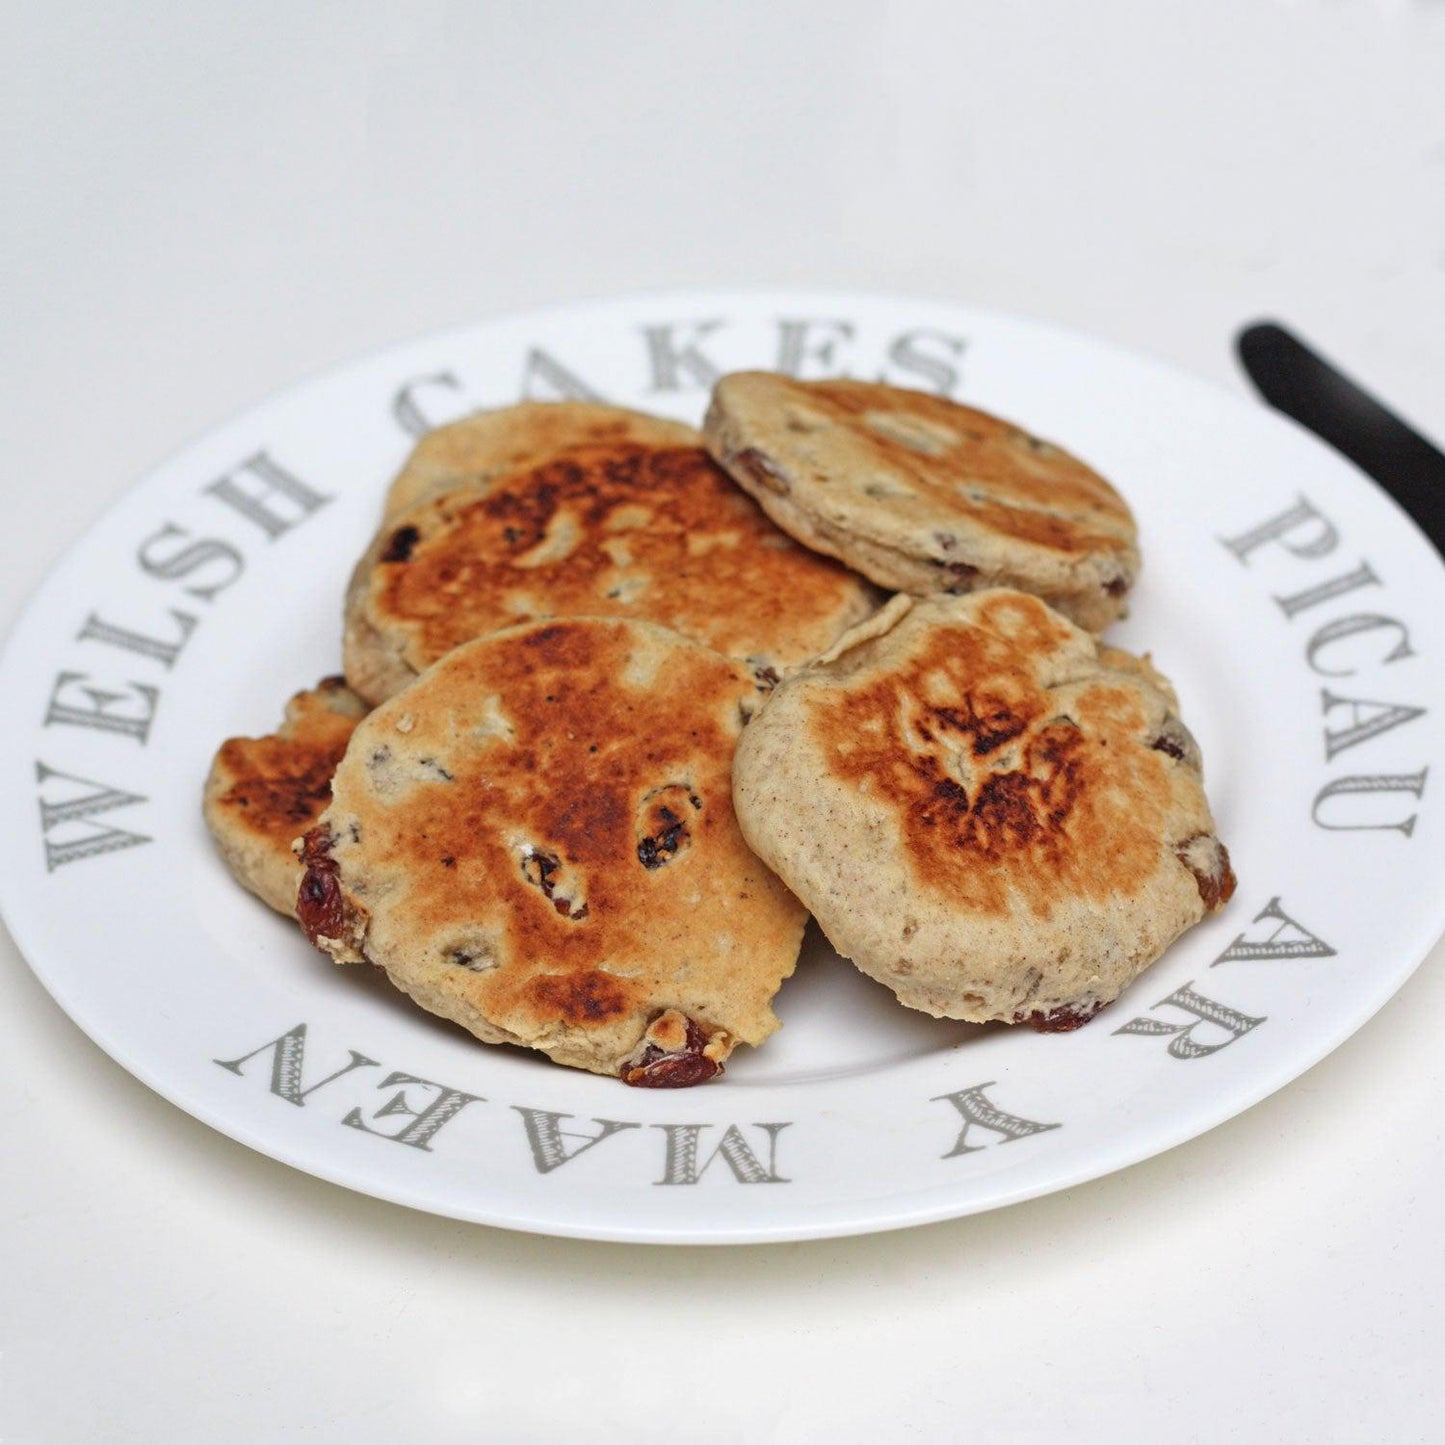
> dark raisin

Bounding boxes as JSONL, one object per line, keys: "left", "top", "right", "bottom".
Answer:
{"left": 621, "top": 1017, "right": 722, "bottom": 1088}
{"left": 933, "top": 559, "right": 980, "bottom": 593}
{"left": 522, "top": 849, "right": 560, "bottom": 891}
{"left": 296, "top": 828, "right": 347, "bottom": 947}
{"left": 447, "top": 946, "right": 492, "bottom": 972}
{"left": 636, "top": 786, "right": 698, "bottom": 869}
{"left": 637, "top": 817, "right": 688, "bottom": 869}
{"left": 731, "top": 447, "right": 790, "bottom": 495}
{"left": 623, "top": 1051, "right": 720, "bottom": 1088}
{"left": 381, "top": 525, "right": 420, "bottom": 563}
{"left": 1015, "top": 1000, "right": 1106, "bottom": 1032}
{"left": 521, "top": 848, "right": 587, "bottom": 919}
{"left": 1176, "top": 836, "right": 1237, "bottom": 910}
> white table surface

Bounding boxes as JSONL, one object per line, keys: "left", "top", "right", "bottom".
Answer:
{"left": 4, "top": 3, "right": 1443, "bottom": 1441}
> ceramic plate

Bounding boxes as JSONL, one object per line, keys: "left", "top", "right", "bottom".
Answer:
{"left": 2, "top": 291, "right": 1442, "bottom": 1243}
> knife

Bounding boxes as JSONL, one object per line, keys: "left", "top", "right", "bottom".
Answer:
{"left": 1236, "top": 321, "right": 1445, "bottom": 561}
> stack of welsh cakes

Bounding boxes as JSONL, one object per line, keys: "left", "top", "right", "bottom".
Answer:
{"left": 204, "top": 379, "right": 1234, "bottom": 1086}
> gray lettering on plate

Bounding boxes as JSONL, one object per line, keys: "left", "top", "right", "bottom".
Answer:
{"left": 1312, "top": 767, "right": 1428, "bottom": 836}
{"left": 342, "top": 1071, "right": 483, "bottom": 1151}
{"left": 36, "top": 760, "right": 150, "bottom": 870}
{"left": 393, "top": 370, "right": 463, "bottom": 437}
{"left": 1320, "top": 687, "right": 1425, "bottom": 761}
{"left": 1212, "top": 896, "right": 1337, "bottom": 965}
{"left": 882, "top": 328, "right": 966, "bottom": 396}
{"left": 137, "top": 523, "right": 245, "bottom": 601}
{"left": 214, "top": 1022, "right": 378, "bottom": 1105}
{"left": 1274, "top": 560, "right": 1381, "bottom": 620}
{"left": 44, "top": 672, "right": 158, "bottom": 743}
{"left": 511, "top": 1107, "right": 639, "bottom": 1174}
{"left": 776, "top": 318, "right": 854, "bottom": 378}
{"left": 643, "top": 319, "right": 724, "bottom": 392}
{"left": 77, "top": 608, "right": 198, "bottom": 669}
{"left": 1113, "top": 982, "right": 1264, "bottom": 1059}
{"left": 1220, "top": 494, "right": 1339, "bottom": 563}
{"left": 519, "top": 348, "right": 604, "bottom": 402}
{"left": 204, "top": 452, "right": 332, "bottom": 539}
{"left": 653, "top": 1122, "right": 790, "bottom": 1185}
{"left": 1306, "top": 613, "right": 1414, "bottom": 677}
{"left": 932, "top": 1082, "right": 1061, "bottom": 1158}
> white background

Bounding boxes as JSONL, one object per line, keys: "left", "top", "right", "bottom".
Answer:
{"left": 3, "top": 2, "right": 1444, "bottom": 1441}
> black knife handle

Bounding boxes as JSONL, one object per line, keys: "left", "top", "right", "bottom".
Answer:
{"left": 1237, "top": 321, "right": 1445, "bottom": 560}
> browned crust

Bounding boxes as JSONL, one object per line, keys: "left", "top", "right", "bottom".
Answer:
{"left": 704, "top": 374, "right": 1140, "bottom": 631}
{"left": 808, "top": 594, "right": 1171, "bottom": 917}
{"left": 732, "top": 592, "right": 1235, "bottom": 1027}
{"left": 202, "top": 678, "right": 369, "bottom": 916}
{"left": 382, "top": 401, "right": 701, "bottom": 518}
{"left": 345, "top": 440, "right": 881, "bottom": 704}
{"left": 312, "top": 618, "right": 808, "bottom": 1079}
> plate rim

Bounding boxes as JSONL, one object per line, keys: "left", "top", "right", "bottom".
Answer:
{"left": 3, "top": 286, "right": 1443, "bottom": 1245}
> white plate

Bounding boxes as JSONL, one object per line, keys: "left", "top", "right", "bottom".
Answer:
{"left": 3, "top": 291, "right": 1443, "bottom": 1244}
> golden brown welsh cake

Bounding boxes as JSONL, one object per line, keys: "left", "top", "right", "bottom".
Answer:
{"left": 704, "top": 374, "right": 1139, "bottom": 631}
{"left": 202, "top": 677, "right": 369, "bottom": 916}
{"left": 383, "top": 401, "right": 699, "bottom": 519}
{"left": 344, "top": 439, "right": 881, "bottom": 705}
{"left": 731, "top": 591, "right": 1234, "bottom": 1029}
{"left": 301, "top": 617, "right": 808, "bottom": 1084}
